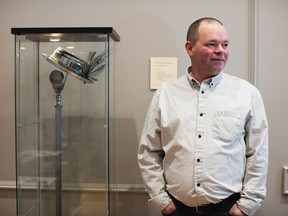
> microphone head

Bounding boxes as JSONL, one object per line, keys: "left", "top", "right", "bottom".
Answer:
{"left": 49, "top": 70, "right": 65, "bottom": 93}
{"left": 50, "top": 70, "right": 64, "bottom": 83}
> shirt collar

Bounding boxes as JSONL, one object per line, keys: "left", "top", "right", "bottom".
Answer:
{"left": 186, "top": 67, "right": 223, "bottom": 88}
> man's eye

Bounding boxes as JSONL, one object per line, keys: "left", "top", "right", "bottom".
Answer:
{"left": 222, "top": 43, "right": 229, "bottom": 49}
{"left": 206, "top": 42, "right": 216, "bottom": 47}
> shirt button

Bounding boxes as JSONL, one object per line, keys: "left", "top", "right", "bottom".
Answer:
{"left": 197, "top": 158, "right": 201, "bottom": 162}
{"left": 200, "top": 113, "right": 203, "bottom": 117}
{"left": 197, "top": 183, "right": 201, "bottom": 187}
{"left": 198, "top": 134, "right": 201, "bottom": 138}
{"left": 201, "top": 90, "right": 204, "bottom": 94}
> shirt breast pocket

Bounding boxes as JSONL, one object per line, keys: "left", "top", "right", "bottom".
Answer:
{"left": 211, "top": 111, "right": 243, "bottom": 143}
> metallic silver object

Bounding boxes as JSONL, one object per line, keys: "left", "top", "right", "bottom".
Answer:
{"left": 43, "top": 47, "right": 106, "bottom": 84}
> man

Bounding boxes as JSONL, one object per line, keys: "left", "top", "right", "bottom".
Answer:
{"left": 137, "top": 17, "right": 268, "bottom": 216}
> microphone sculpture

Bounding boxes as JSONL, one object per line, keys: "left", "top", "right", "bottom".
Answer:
{"left": 44, "top": 47, "right": 106, "bottom": 216}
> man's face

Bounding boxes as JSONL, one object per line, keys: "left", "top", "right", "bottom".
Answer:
{"left": 187, "top": 21, "right": 229, "bottom": 80}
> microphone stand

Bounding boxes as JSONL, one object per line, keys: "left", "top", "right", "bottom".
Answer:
{"left": 55, "top": 92, "right": 62, "bottom": 216}
{"left": 49, "top": 70, "right": 66, "bottom": 216}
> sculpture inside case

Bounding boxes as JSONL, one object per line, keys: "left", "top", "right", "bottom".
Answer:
{"left": 43, "top": 47, "right": 106, "bottom": 83}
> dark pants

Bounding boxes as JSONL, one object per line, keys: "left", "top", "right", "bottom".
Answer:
{"left": 163, "top": 193, "right": 240, "bottom": 216}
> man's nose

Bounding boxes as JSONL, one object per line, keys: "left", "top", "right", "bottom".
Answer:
{"left": 215, "top": 44, "right": 224, "bottom": 53}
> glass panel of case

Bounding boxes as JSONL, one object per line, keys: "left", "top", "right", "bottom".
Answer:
{"left": 15, "top": 39, "right": 41, "bottom": 216}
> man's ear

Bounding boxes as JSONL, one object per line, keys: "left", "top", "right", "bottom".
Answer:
{"left": 185, "top": 41, "right": 193, "bottom": 56}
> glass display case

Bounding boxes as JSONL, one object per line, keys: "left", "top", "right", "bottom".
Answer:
{"left": 11, "top": 27, "right": 120, "bottom": 216}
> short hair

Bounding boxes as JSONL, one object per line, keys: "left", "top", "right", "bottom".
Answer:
{"left": 186, "top": 17, "right": 224, "bottom": 44}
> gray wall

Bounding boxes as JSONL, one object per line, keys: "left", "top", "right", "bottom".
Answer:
{"left": 256, "top": 0, "right": 288, "bottom": 214}
{"left": 0, "top": 0, "right": 287, "bottom": 215}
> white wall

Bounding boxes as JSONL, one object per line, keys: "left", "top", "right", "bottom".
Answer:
{"left": 0, "top": 0, "right": 287, "bottom": 215}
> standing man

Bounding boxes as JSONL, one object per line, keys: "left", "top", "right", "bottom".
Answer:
{"left": 137, "top": 17, "right": 268, "bottom": 216}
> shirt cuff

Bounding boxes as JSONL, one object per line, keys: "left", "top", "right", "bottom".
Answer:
{"left": 148, "top": 192, "right": 172, "bottom": 212}
{"left": 237, "top": 197, "right": 261, "bottom": 216}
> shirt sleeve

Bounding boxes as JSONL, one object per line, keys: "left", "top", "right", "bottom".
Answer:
{"left": 237, "top": 89, "right": 269, "bottom": 216}
{"left": 137, "top": 90, "right": 172, "bottom": 211}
